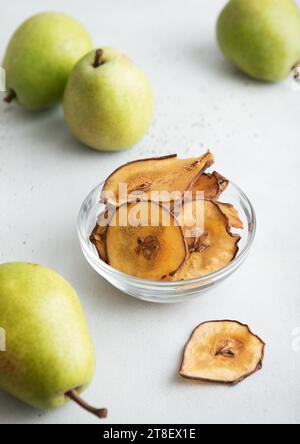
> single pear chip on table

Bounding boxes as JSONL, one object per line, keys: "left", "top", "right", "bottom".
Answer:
{"left": 101, "top": 151, "right": 214, "bottom": 206}
{"left": 105, "top": 200, "right": 188, "bottom": 280}
{"left": 171, "top": 200, "right": 241, "bottom": 280}
{"left": 180, "top": 320, "right": 265, "bottom": 384}
{"left": 189, "top": 171, "right": 229, "bottom": 200}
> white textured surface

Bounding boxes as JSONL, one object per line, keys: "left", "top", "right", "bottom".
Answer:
{"left": 0, "top": 0, "right": 300, "bottom": 425}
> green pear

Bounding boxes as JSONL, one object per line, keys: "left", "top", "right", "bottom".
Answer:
{"left": 0, "top": 263, "right": 106, "bottom": 418}
{"left": 3, "top": 12, "right": 92, "bottom": 111}
{"left": 63, "top": 48, "right": 155, "bottom": 151}
{"left": 217, "top": 0, "right": 300, "bottom": 82}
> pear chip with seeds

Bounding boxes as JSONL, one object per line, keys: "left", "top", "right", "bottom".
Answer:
{"left": 180, "top": 320, "right": 265, "bottom": 385}
{"left": 91, "top": 152, "right": 244, "bottom": 281}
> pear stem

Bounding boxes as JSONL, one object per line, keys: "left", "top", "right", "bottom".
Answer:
{"left": 4, "top": 89, "right": 16, "bottom": 103}
{"left": 93, "top": 49, "right": 104, "bottom": 68}
{"left": 66, "top": 390, "right": 108, "bottom": 419}
{"left": 292, "top": 63, "right": 300, "bottom": 82}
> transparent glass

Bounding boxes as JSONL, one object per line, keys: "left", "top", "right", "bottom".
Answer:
{"left": 78, "top": 181, "right": 256, "bottom": 303}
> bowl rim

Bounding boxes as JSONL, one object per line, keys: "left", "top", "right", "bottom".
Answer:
{"left": 78, "top": 180, "right": 256, "bottom": 288}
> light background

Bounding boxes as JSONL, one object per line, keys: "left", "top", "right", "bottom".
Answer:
{"left": 0, "top": 0, "right": 300, "bottom": 424}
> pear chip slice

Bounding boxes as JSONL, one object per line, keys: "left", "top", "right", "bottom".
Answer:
{"left": 190, "top": 171, "right": 229, "bottom": 200}
{"left": 101, "top": 151, "right": 214, "bottom": 206}
{"left": 180, "top": 320, "right": 265, "bottom": 384}
{"left": 215, "top": 202, "right": 244, "bottom": 229}
{"left": 91, "top": 151, "right": 245, "bottom": 281}
{"left": 105, "top": 201, "right": 188, "bottom": 280}
{"left": 172, "top": 200, "right": 241, "bottom": 280}
{"left": 90, "top": 212, "right": 109, "bottom": 262}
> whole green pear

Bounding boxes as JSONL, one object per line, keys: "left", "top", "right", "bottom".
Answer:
{"left": 63, "top": 48, "right": 155, "bottom": 151}
{"left": 3, "top": 12, "right": 92, "bottom": 111}
{"left": 217, "top": 0, "right": 300, "bottom": 82}
{"left": 0, "top": 263, "right": 105, "bottom": 417}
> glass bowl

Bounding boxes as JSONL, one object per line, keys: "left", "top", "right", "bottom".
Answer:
{"left": 78, "top": 181, "right": 256, "bottom": 303}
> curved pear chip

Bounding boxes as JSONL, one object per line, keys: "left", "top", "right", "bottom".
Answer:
{"left": 180, "top": 320, "right": 265, "bottom": 384}
{"left": 172, "top": 200, "right": 241, "bottom": 280}
{"left": 214, "top": 202, "right": 243, "bottom": 230}
{"left": 213, "top": 171, "right": 229, "bottom": 193}
{"left": 190, "top": 171, "right": 229, "bottom": 200}
{"left": 90, "top": 212, "right": 110, "bottom": 262}
{"left": 105, "top": 201, "right": 188, "bottom": 280}
{"left": 101, "top": 152, "right": 214, "bottom": 206}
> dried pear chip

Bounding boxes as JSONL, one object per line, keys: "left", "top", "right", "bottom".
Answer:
{"left": 172, "top": 200, "right": 241, "bottom": 280}
{"left": 190, "top": 171, "right": 229, "bottom": 200}
{"left": 190, "top": 173, "right": 220, "bottom": 200}
{"left": 213, "top": 171, "right": 229, "bottom": 193}
{"left": 90, "top": 212, "right": 110, "bottom": 262}
{"left": 101, "top": 152, "right": 214, "bottom": 206}
{"left": 105, "top": 201, "right": 188, "bottom": 280}
{"left": 214, "top": 202, "right": 243, "bottom": 230}
{"left": 90, "top": 224, "right": 107, "bottom": 262}
{"left": 180, "top": 320, "right": 265, "bottom": 384}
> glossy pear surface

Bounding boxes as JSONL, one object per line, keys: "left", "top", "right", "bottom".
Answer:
{"left": 0, "top": 263, "right": 95, "bottom": 410}
{"left": 63, "top": 48, "right": 155, "bottom": 151}
{"left": 217, "top": 0, "right": 300, "bottom": 82}
{"left": 3, "top": 12, "right": 92, "bottom": 110}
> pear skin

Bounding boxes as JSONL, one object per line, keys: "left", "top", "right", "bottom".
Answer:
{"left": 3, "top": 12, "right": 92, "bottom": 111}
{"left": 0, "top": 263, "right": 97, "bottom": 411}
{"left": 217, "top": 0, "right": 300, "bottom": 82}
{"left": 63, "top": 48, "right": 155, "bottom": 151}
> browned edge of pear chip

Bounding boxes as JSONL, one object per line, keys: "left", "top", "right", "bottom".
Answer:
{"left": 101, "top": 154, "right": 177, "bottom": 203}
{"left": 216, "top": 200, "right": 242, "bottom": 260}
{"left": 90, "top": 224, "right": 108, "bottom": 263}
{"left": 168, "top": 199, "right": 241, "bottom": 281}
{"left": 214, "top": 202, "right": 244, "bottom": 230}
{"left": 189, "top": 171, "right": 229, "bottom": 200}
{"left": 213, "top": 171, "right": 229, "bottom": 193}
{"left": 100, "top": 152, "right": 214, "bottom": 206}
{"left": 179, "top": 320, "right": 265, "bottom": 385}
{"left": 105, "top": 200, "right": 189, "bottom": 280}
{"left": 177, "top": 200, "right": 241, "bottom": 278}
{"left": 182, "top": 153, "right": 215, "bottom": 195}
